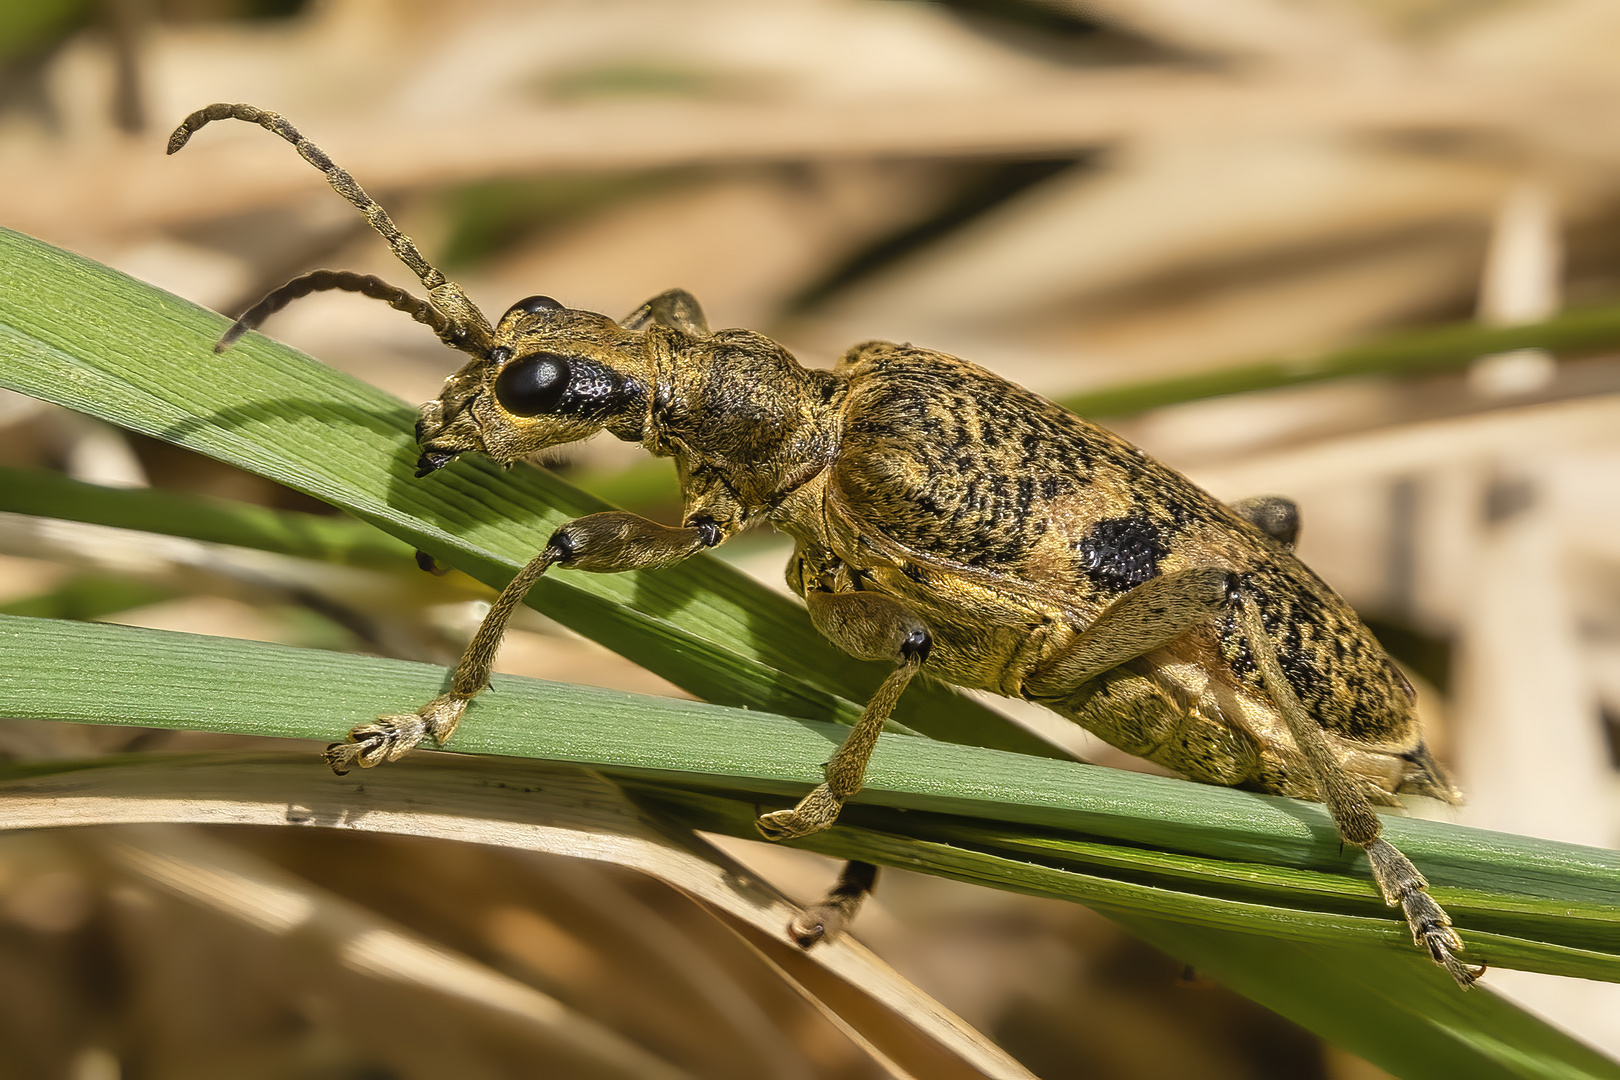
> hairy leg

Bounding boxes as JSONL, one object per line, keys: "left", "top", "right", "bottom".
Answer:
{"left": 326, "top": 512, "right": 719, "bottom": 772}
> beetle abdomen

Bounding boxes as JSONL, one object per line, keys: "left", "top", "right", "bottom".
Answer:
{"left": 1035, "top": 668, "right": 1262, "bottom": 787}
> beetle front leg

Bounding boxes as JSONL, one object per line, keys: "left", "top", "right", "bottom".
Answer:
{"left": 325, "top": 511, "right": 722, "bottom": 772}
{"left": 756, "top": 591, "right": 931, "bottom": 841}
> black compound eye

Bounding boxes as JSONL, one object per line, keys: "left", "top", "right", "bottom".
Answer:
{"left": 506, "top": 295, "right": 564, "bottom": 318}
{"left": 494, "top": 352, "right": 571, "bottom": 416}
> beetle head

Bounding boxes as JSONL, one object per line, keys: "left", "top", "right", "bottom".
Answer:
{"left": 414, "top": 295, "right": 652, "bottom": 477}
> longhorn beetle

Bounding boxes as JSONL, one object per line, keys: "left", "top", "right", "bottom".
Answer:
{"left": 169, "top": 103, "right": 1481, "bottom": 987}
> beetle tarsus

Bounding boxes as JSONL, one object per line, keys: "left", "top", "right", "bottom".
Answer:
{"left": 789, "top": 861, "right": 879, "bottom": 948}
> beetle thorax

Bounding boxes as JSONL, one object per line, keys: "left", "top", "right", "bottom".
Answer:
{"left": 645, "top": 330, "right": 844, "bottom": 513}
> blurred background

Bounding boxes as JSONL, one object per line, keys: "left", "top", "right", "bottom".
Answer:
{"left": 2, "top": 0, "right": 1619, "bottom": 1076}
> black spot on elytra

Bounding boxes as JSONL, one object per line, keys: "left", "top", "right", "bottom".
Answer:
{"left": 1077, "top": 516, "right": 1168, "bottom": 590}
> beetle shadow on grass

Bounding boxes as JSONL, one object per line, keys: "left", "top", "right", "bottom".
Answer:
{"left": 160, "top": 394, "right": 416, "bottom": 485}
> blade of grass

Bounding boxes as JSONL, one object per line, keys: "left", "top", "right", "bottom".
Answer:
{"left": 1056, "top": 304, "right": 1620, "bottom": 417}
{"left": 633, "top": 786, "right": 1620, "bottom": 983}
{"left": 2, "top": 616, "right": 1617, "bottom": 1080}
{"left": 1115, "top": 917, "right": 1620, "bottom": 1080}
{"left": 2, "top": 613, "right": 1615, "bottom": 974}
{"left": 0, "top": 464, "right": 416, "bottom": 569}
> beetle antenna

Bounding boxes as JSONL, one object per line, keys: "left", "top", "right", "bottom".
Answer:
{"left": 168, "top": 103, "right": 493, "bottom": 354}
{"left": 215, "top": 270, "right": 454, "bottom": 353}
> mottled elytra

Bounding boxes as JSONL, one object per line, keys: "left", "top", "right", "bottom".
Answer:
{"left": 170, "top": 103, "right": 1482, "bottom": 988}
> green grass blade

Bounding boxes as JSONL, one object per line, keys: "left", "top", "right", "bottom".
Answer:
{"left": 1056, "top": 304, "right": 1620, "bottom": 417}
{"left": 2, "top": 614, "right": 1617, "bottom": 1080}
{"left": 1116, "top": 918, "right": 1620, "bottom": 1080}
{"left": 3, "top": 613, "right": 1615, "bottom": 975}
{"left": 0, "top": 464, "right": 417, "bottom": 569}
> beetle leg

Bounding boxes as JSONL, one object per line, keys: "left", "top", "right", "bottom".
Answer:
{"left": 324, "top": 511, "right": 724, "bottom": 773}
{"left": 1023, "top": 567, "right": 1234, "bottom": 695}
{"left": 1229, "top": 495, "right": 1299, "bottom": 549}
{"left": 1235, "top": 589, "right": 1484, "bottom": 988}
{"left": 757, "top": 591, "right": 931, "bottom": 842}
{"left": 620, "top": 288, "right": 711, "bottom": 337}
{"left": 787, "top": 859, "right": 879, "bottom": 949}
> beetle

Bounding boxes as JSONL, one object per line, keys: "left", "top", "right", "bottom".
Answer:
{"left": 168, "top": 103, "right": 1481, "bottom": 987}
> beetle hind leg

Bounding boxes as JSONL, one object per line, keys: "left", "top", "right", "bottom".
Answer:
{"left": 1366, "top": 839, "right": 1481, "bottom": 986}
{"left": 1235, "top": 590, "right": 1483, "bottom": 987}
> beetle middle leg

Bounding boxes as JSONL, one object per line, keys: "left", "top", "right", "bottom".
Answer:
{"left": 757, "top": 590, "right": 929, "bottom": 947}
{"left": 756, "top": 591, "right": 932, "bottom": 842}
{"left": 324, "top": 511, "right": 722, "bottom": 772}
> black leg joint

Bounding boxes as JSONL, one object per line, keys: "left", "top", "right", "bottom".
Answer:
{"left": 688, "top": 515, "right": 723, "bottom": 548}
{"left": 547, "top": 526, "right": 578, "bottom": 564}
{"left": 900, "top": 628, "right": 932, "bottom": 664}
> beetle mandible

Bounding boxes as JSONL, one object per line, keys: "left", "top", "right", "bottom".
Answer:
{"left": 169, "top": 103, "right": 1480, "bottom": 988}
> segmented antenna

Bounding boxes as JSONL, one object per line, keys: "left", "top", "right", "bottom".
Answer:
{"left": 168, "top": 103, "right": 493, "bottom": 353}
{"left": 215, "top": 270, "right": 453, "bottom": 353}
{"left": 168, "top": 103, "right": 445, "bottom": 292}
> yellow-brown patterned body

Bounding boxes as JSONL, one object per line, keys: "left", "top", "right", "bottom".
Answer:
{"left": 774, "top": 342, "right": 1452, "bottom": 807}
{"left": 170, "top": 101, "right": 1478, "bottom": 986}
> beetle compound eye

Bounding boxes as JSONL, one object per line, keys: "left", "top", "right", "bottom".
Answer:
{"left": 494, "top": 351, "right": 630, "bottom": 419}
{"left": 494, "top": 352, "right": 571, "bottom": 416}
{"left": 506, "top": 295, "right": 564, "bottom": 318}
